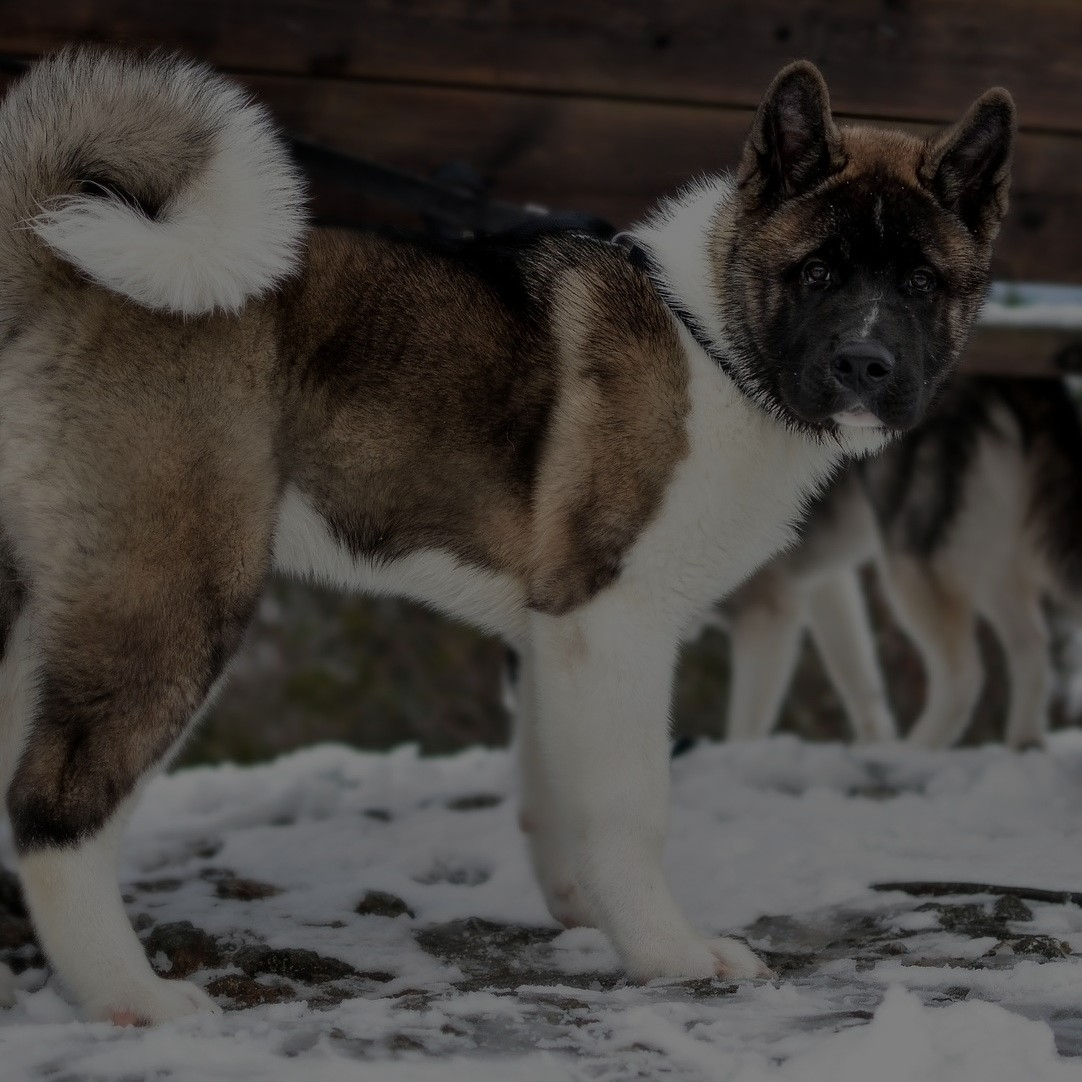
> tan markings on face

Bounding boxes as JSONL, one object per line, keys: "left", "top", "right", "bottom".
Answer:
{"left": 528, "top": 246, "right": 690, "bottom": 615}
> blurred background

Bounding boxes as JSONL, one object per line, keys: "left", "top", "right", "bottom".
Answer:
{"left": 3, "top": 2, "right": 1081, "bottom": 761}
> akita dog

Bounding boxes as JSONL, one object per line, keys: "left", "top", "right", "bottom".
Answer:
{"left": 724, "top": 377, "right": 1082, "bottom": 750}
{"left": 0, "top": 49, "right": 1012, "bottom": 1022}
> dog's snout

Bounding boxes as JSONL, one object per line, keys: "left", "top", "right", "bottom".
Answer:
{"left": 831, "top": 341, "right": 895, "bottom": 393}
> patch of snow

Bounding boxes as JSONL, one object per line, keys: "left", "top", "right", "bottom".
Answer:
{"left": 2, "top": 735, "right": 1081, "bottom": 1079}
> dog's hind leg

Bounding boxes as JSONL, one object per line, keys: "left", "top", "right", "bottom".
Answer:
{"left": 982, "top": 576, "right": 1051, "bottom": 749}
{"left": 884, "top": 557, "right": 983, "bottom": 748}
{"left": 3, "top": 491, "right": 272, "bottom": 1023}
{"left": 7, "top": 577, "right": 263, "bottom": 1023}
{"left": 805, "top": 570, "right": 897, "bottom": 742}
{"left": 725, "top": 569, "right": 805, "bottom": 741}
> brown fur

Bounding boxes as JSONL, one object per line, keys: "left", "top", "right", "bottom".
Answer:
{"left": 3, "top": 290, "right": 281, "bottom": 845}
{"left": 528, "top": 248, "right": 689, "bottom": 613}
{"left": 2, "top": 224, "right": 690, "bottom": 846}
{"left": 275, "top": 229, "right": 688, "bottom": 609}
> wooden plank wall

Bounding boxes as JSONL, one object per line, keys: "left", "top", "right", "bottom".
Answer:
{"left": 2, "top": 1, "right": 1081, "bottom": 373}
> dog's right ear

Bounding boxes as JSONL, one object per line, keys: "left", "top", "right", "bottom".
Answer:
{"left": 919, "top": 88, "right": 1015, "bottom": 242}
{"left": 738, "top": 61, "right": 845, "bottom": 208}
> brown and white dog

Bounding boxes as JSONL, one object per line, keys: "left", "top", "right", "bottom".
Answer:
{"left": 723, "top": 377, "right": 1082, "bottom": 750}
{"left": 0, "top": 49, "right": 1012, "bottom": 1021}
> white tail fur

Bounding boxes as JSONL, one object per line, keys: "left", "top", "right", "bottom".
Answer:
{"left": 0, "top": 49, "right": 306, "bottom": 316}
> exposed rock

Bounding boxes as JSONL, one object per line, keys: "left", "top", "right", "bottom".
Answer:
{"left": 993, "top": 894, "right": 1035, "bottom": 924}
{"left": 233, "top": 945, "right": 357, "bottom": 984}
{"left": 206, "top": 973, "right": 295, "bottom": 1008}
{"left": 446, "top": 794, "right": 503, "bottom": 812}
{"left": 1003, "top": 935, "right": 1072, "bottom": 961}
{"left": 203, "top": 869, "right": 283, "bottom": 902}
{"left": 143, "top": 921, "right": 224, "bottom": 978}
{"left": 355, "top": 890, "right": 414, "bottom": 920}
{"left": 133, "top": 877, "right": 183, "bottom": 894}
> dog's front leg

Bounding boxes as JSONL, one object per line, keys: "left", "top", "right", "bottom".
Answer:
{"left": 528, "top": 590, "right": 770, "bottom": 981}
{"left": 515, "top": 643, "right": 597, "bottom": 930}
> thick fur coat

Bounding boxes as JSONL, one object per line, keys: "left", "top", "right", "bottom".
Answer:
{"left": 0, "top": 49, "right": 1013, "bottom": 1021}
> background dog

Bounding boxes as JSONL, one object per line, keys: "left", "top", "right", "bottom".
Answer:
{"left": 0, "top": 49, "right": 1012, "bottom": 1021}
{"left": 722, "top": 376, "right": 1082, "bottom": 749}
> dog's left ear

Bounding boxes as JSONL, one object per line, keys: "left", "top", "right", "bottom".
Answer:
{"left": 920, "top": 89, "right": 1015, "bottom": 240}
{"left": 738, "top": 61, "right": 845, "bottom": 208}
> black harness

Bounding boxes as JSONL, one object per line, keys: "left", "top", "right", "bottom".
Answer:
{"left": 618, "top": 238, "right": 739, "bottom": 380}
{"left": 445, "top": 203, "right": 741, "bottom": 380}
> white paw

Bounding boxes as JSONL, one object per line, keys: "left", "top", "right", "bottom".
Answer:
{"left": 89, "top": 976, "right": 221, "bottom": 1026}
{"left": 0, "top": 962, "right": 16, "bottom": 1007}
{"left": 626, "top": 935, "right": 772, "bottom": 982}
{"left": 1006, "top": 729, "right": 1046, "bottom": 752}
{"left": 709, "top": 936, "right": 774, "bottom": 979}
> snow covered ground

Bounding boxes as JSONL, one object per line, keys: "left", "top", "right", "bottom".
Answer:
{"left": 3, "top": 735, "right": 1082, "bottom": 1081}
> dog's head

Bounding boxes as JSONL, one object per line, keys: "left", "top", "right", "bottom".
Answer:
{"left": 717, "top": 62, "right": 1014, "bottom": 434}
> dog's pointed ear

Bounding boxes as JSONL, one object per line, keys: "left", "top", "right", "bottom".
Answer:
{"left": 738, "top": 61, "right": 845, "bottom": 207}
{"left": 920, "top": 88, "right": 1015, "bottom": 240}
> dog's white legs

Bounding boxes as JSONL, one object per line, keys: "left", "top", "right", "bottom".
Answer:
{"left": 983, "top": 580, "right": 1052, "bottom": 749}
{"left": 529, "top": 592, "right": 770, "bottom": 981}
{"left": 514, "top": 646, "right": 596, "bottom": 929}
{"left": 885, "top": 558, "right": 983, "bottom": 748}
{"left": 806, "top": 571, "right": 897, "bottom": 743}
{"left": 725, "top": 578, "right": 805, "bottom": 741}
{"left": 18, "top": 796, "right": 219, "bottom": 1023}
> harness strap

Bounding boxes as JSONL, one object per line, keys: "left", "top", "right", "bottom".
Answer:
{"left": 617, "top": 239, "right": 738, "bottom": 380}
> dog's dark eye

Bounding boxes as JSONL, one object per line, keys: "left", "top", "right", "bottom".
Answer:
{"left": 907, "top": 268, "right": 937, "bottom": 293}
{"left": 802, "top": 259, "right": 831, "bottom": 286}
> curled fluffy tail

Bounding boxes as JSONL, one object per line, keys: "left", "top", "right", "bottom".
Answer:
{"left": 0, "top": 48, "right": 306, "bottom": 316}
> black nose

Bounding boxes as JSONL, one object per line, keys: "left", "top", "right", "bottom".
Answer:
{"left": 832, "top": 341, "right": 895, "bottom": 393}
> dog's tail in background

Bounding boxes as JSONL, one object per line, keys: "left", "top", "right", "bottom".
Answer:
{"left": 0, "top": 47, "right": 306, "bottom": 317}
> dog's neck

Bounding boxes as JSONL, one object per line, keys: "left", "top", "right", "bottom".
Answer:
{"left": 626, "top": 178, "right": 887, "bottom": 461}
{"left": 626, "top": 177, "right": 737, "bottom": 370}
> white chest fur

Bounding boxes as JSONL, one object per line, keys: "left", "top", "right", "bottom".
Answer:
{"left": 616, "top": 331, "right": 879, "bottom": 635}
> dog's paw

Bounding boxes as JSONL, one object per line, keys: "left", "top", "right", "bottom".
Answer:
{"left": 91, "top": 976, "right": 221, "bottom": 1026}
{"left": 709, "top": 936, "right": 774, "bottom": 980}
{"left": 626, "top": 935, "right": 772, "bottom": 982}
{"left": 1006, "top": 729, "right": 1046, "bottom": 753}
